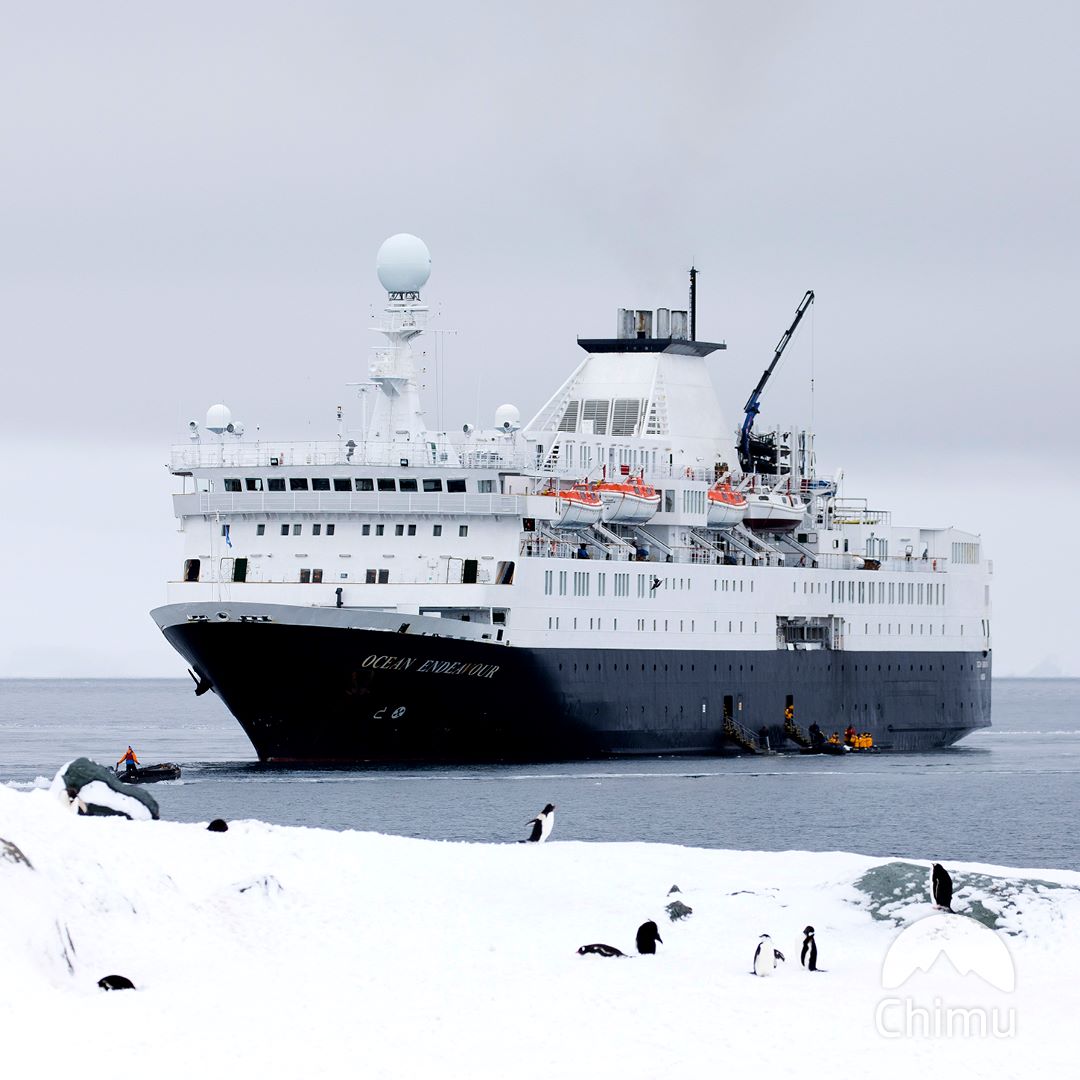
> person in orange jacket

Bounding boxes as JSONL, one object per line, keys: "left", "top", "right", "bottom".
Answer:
{"left": 117, "top": 745, "right": 139, "bottom": 777}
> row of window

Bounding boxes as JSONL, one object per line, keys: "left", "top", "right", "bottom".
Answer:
{"left": 543, "top": 570, "right": 754, "bottom": 598}
{"left": 545, "top": 616, "right": 761, "bottom": 634}
{"left": 296, "top": 568, "right": 397, "bottom": 584}
{"left": 538, "top": 615, "right": 972, "bottom": 638}
{"left": 824, "top": 580, "right": 945, "bottom": 606}
{"left": 220, "top": 476, "right": 486, "bottom": 494}
{"left": 222, "top": 523, "right": 468, "bottom": 538}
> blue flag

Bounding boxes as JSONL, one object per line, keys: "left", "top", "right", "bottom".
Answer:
{"left": 224, "top": 524, "right": 232, "bottom": 548}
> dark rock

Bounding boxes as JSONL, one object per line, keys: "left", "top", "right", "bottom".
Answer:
{"left": 666, "top": 900, "right": 693, "bottom": 921}
{"left": 207, "top": 819, "right": 229, "bottom": 832}
{"left": 667, "top": 884, "right": 681, "bottom": 894}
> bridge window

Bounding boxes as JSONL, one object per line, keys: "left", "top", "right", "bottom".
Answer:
{"left": 183, "top": 559, "right": 200, "bottom": 582}
{"left": 407, "top": 524, "right": 416, "bottom": 536}
{"left": 292, "top": 524, "right": 302, "bottom": 536}
{"left": 256, "top": 524, "right": 265, "bottom": 536}
{"left": 433, "top": 525, "right": 442, "bottom": 536}
{"left": 268, "top": 478, "right": 286, "bottom": 492}
{"left": 333, "top": 478, "right": 351, "bottom": 492}
{"left": 326, "top": 524, "right": 335, "bottom": 536}
{"left": 355, "top": 478, "right": 374, "bottom": 492}
{"left": 289, "top": 478, "right": 309, "bottom": 491}
{"left": 313, "top": 524, "right": 322, "bottom": 536}
{"left": 377, "top": 478, "right": 395, "bottom": 492}
{"left": 224, "top": 478, "right": 241, "bottom": 492}
{"left": 423, "top": 479, "right": 443, "bottom": 492}
{"left": 245, "top": 478, "right": 263, "bottom": 491}
{"left": 280, "top": 524, "right": 289, "bottom": 536}
{"left": 447, "top": 479, "right": 467, "bottom": 493}
{"left": 399, "top": 478, "right": 418, "bottom": 493}
{"left": 299, "top": 569, "right": 311, "bottom": 583}
{"left": 312, "top": 478, "right": 330, "bottom": 491}
{"left": 459, "top": 525, "right": 469, "bottom": 537}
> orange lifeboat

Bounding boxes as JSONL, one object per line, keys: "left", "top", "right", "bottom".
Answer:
{"left": 706, "top": 480, "right": 748, "bottom": 529}
{"left": 538, "top": 485, "right": 603, "bottom": 529}
{"left": 583, "top": 474, "right": 661, "bottom": 525}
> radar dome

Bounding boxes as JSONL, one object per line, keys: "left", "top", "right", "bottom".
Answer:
{"left": 206, "top": 403, "right": 233, "bottom": 434}
{"left": 494, "top": 403, "right": 521, "bottom": 432}
{"left": 376, "top": 233, "right": 431, "bottom": 294}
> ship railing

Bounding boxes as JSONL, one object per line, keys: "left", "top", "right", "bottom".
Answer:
{"left": 828, "top": 501, "right": 892, "bottom": 526}
{"left": 175, "top": 491, "right": 525, "bottom": 516}
{"left": 171, "top": 441, "right": 767, "bottom": 485}
{"left": 814, "top": 553, "right": 947, "bottom": 573}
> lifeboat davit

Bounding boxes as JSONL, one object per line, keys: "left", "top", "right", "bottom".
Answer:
{"left": 539, "top": 486, "right": 603, "bottom": 529}
{"left": 742, "top": 487, "right": 806, "bottom": 532}
{"left": 706, "top": 480, "right": 747, "bottom": 530}
{"left": 585, "top": 476, "right": 661, "bottom": 525}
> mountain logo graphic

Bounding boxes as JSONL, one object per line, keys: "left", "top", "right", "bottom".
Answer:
{"left": 881, "top": 914, "right": 1015, "bottom": 992}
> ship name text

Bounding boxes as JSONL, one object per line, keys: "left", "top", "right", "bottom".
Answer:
{"left": 361, "top": 653, "right": 500, "bottom": 679}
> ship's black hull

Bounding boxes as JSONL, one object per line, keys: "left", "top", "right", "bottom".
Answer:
{"left": 161, "top": 619, "right": 991, "bottom": 763}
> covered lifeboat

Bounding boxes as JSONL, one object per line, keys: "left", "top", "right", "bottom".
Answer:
{"left": 741, "top": 483, "right": 806, "bottom": 532}
{"left": 538, "top": 485, "right": 604, "bottom": 529}
{"left": 706, "top": 479, "right": 747, "bottom": 530}
{"left": 583, "top": 474, "right": 661, "bottom": 525}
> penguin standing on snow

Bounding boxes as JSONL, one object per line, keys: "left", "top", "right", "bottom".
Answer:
{"left": 931, "top": 863, "right": 954, "bottom": 911}
{"left": 800, "top": 926, "right": 818, "bottom": 971}
{"left": 635, "top": 920, "right": 663, "bottom": 955}
{"left": 752, "top": 933, "right": 785, "bottom": 976}
{"left": 524, "top": 803, "right": 555, "bottom": 843}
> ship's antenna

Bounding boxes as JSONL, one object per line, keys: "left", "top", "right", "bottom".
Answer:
{"left": 689, "top": 265, "right": 698, "bottom": 341}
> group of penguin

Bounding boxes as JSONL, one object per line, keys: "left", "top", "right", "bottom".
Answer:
{"left": 524, "top": 803, "right": 959, "bottom": 975}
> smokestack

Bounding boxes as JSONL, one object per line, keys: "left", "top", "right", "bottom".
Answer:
{"left": 634, "top": 310, "right": 653, "bottom": 338}
{"left": 689, "top": 266, "right": 697, "bottom": 341}
{"left": 656, "top": 307, "right": 670, "bottom": 337}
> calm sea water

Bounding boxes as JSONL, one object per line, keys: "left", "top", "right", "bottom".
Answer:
{"left": 1, "top": 678, "right": 1077, "bottom": 869}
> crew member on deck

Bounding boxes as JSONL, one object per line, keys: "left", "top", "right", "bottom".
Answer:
{"left": 117, "top": 745, "right": 139, "bottom": 777}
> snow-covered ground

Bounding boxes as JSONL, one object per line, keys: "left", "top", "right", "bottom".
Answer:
{"left": 2, "top": 783, "right": 1078, "bottom": 1079}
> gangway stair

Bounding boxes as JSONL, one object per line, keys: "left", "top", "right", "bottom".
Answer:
{"left": 723, "top": 714, "right": 763, "bottom": 754}
{"left": 590, "top": 521, "right": 638, "bottom": 556}
{"left": 776, "top": 531, "right": 818, "bottom": 567}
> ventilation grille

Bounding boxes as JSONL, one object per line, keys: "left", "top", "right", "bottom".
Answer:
{"left": 611, "top": 398, "right": 644, "bottom": 436}
{"left": 581, "top": 399, "right": 610, "bottom": 435}
{"left": 557, "top": 400, "right": 580, "bottom": 432}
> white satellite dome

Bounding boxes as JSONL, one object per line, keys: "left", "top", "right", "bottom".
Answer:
{"left": 494, "top": 403, "right": 521, "bottom": 432}
{"left": 376, "top": 233, "right": 431, "bottom": 294}
{"left": 206, "top": 403, "right": 233, "bottom": 434}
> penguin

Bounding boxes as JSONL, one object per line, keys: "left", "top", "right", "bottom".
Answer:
{"left": 525, "top": 803, "right": 555, "bottom": 843}
{"left": 577, "top": 943, "right": 626, "bottom": 958}
{"left": 577, "top": 921, "right": 662, "bottom": 958}
{"left": 635, "top": 920, "right": 663, "bottom": 955}
{"left": 800, "top": 926, "right": 818, "bottom": 971}
{"left": 98, "top": 975, "right": 135, "bottom": 991}
{"left": 752, "top": 933, "right": 785, "bottom": 976}
{"left": 931, "top": 863, "right": 954, "bottom": 911}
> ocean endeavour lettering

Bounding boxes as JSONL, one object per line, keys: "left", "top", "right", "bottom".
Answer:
{"left": 361, "top": 654, "right": 500, "bottom": 679}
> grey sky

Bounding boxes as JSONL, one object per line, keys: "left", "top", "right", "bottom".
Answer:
{"left": 1, "top": 1, "right": 1077, "bottom": 676}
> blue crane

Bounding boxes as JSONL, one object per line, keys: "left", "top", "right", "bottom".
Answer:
{"left": 738, "top": 290, "right": 814, "bottom": 473}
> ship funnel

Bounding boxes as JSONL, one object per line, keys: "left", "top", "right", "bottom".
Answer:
{"left": 670, "top": 310, "right": 689, "bottom": 340}
{"left": 656, "top": 307, "right": 671, "bottom": 337}
{"left": 617, "top": 308, "right": 634, "bottom": 339}
{"left": 634, "top": 310, "right": 653, "bottom": 338}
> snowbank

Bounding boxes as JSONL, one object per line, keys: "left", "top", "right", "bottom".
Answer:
{"left": 2, "top": 783, "right": 1078, "bottom": 1079}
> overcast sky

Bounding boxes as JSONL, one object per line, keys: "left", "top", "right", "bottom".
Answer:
{"left": 1, "top": 0, "right": 1077, "bottom": 677}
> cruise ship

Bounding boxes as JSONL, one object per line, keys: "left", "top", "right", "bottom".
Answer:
{"left": 150, "top": 234, "right": 992, "bottom": 761}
